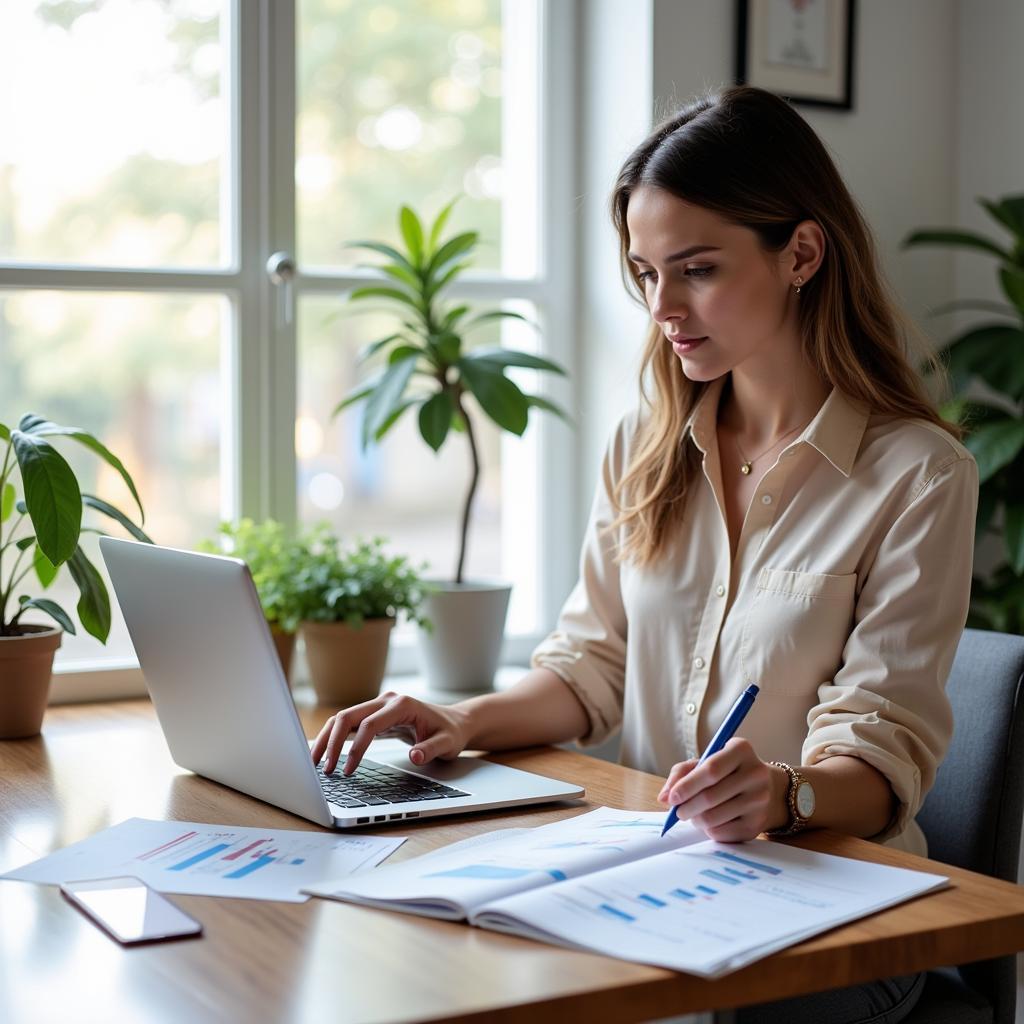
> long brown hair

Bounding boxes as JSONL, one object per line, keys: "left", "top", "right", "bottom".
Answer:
{"left": 609, "top": 85, "right": 956, "bottom": 565}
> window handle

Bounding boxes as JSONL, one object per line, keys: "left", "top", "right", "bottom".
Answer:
{"left": 266, "top": 251, "right": 296, "bottom": 326}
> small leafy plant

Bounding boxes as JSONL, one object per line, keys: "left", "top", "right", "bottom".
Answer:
{"left": 199, "top": 519, "right": 306, "bottom": 634}
{"left": 0, "top": 414, "right": 150, "bottom": 639}
{"left": 904, "top": 192, "right": 1024, "bottom": 633}
{"left": 333, "top": 197, "right": 570, "bottom": 583}
{"left": 294, "top": 528, "right": 429, "bottom": 630}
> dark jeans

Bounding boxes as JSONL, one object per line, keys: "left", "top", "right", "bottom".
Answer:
{"left": 734, "top": 971, "right": 926, "bottom": 1024}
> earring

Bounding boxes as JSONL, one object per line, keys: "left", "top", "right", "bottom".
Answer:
{"left": 794, "top": 277, "right": 804, "bottom": 294}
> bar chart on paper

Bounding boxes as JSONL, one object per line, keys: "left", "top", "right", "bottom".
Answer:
{"left": 1, "top": 818, "right": 405, "bottom": 902}
{"left": 137, "top": 829, "right": 320, "bottom": 880}
{"left": 471, "top": 839, "right": 947, "bottom": 977}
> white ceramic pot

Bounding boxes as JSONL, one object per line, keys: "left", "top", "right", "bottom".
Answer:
{"left": 415, "top": 580, "right": 512, "bottom": 693}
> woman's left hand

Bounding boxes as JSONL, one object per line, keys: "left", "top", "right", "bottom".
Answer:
{"left": 657, "top": 738, "right": 780, "bottom": 842}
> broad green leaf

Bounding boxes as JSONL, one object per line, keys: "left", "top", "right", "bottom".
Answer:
{"left": 388, "top": 344, "right": 424, "bottom": 365}
{"left": 418, "top": 391, "right": 453, "bottom": 451}
{"left": 964, "top": 418, "right": 1024, "bottom": 483}
{"left": 433, "top": 331, "right": 461, "bottom": 365}
{"left": 1, "top": 482, "right": 14, "bottom": 522}
{"left": 376, "top": 263, "right": 423, "bottom": 293}
{"left": 465, "top": 348, "right": 567, "bottom": 376}
{"left": 10, "top": 431, "right": 81, "bottom": 566}
{"left": 441, "top": 304, "right": 471, "bottom": 330}
{"left": 82, "top": 494, "right": 153, "bottom": 543}
{"left": 525, "top": 393, "right": 573, "bottom": 425}
{"left": 331, "top": 374, "right": 383, "bottom": 419}
{"left": 427, "top": 197, "right": 461, "bottom": 257}
{"left": 425, "top": 231, "right": 477, "bottom": 278}
{"left": 0, "top": 422, "right": 9, "bottom": 441}
{"left": 33, "top": 544, "right": 58, "bottom": 589}
{"left": 1006, "top": 504, "right": 1024, "bottom": 575}
{"left": 373, "top": 398, "right": 419, "bottom": 441}
{"left": 458, "top": 361, "right": 529, "bottom": 435}
{"left": 999, "top": 266, "right": 1024, "bottom": 315}
{"left": 342, "top": 240, "right": 418, "bottom": 277}
{"left": 980, "top": 196, "right": 1024, "bottom": 240}
{"left": 348, "top": 286, "right": 423, "bottom": 314}
{"left": 941, "top": 325, "right": 1024, "bottom": 398}
{"left": 18, "top": 415, "right": 144, "bottom": 523}
{"left": 902, "top": 229, "right": 1010, "bottom": 261}
{"left": 399, "top": 206, "right": 425, "bottom": 268}
{"left": 17, "top": 597, "right": 76, "bottom": 635}
{"left": 15, "top": 536, "right": 35, "bottom": 551}
{"left": 362, "top": 355, "right": 419, "bottom": 446}
{"left": 424, "top": 260, "right": 471, "bottom": 303}
{"left": 67, "top": 545, "right": 111, "bottom": 642}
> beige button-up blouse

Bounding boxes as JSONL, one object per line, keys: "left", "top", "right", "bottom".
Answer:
{"left": 532, "top": 378, "right": 979, "bottom": 855}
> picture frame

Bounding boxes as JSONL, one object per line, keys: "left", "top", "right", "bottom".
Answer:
{"left": 735, "top": 0, "right": 856, "bottom": 111}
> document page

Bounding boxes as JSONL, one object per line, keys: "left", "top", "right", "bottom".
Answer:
{"left": 2, "top": 818, "right": 406, "bottom": 903}
{"left": 473, "top": 838, "right": 948, "bottom": 977}
{"left": 304, "top": 808, "right": 704, "bottom": 920}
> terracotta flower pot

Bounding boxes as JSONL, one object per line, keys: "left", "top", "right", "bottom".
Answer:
{"left": 0, "top": 625, "right": 63, "bottom": 739}
{"left": 270, "top": 626, "right": 296, "bottom": 687}
{"left": 301, "top": 617, "right": 394, "bottom": 707}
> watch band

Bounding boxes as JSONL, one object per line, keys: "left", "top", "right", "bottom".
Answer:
{"left": 765, "top": 760, "right": 812, "bottom": 836}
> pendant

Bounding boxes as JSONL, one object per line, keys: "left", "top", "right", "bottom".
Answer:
{"left": 740, "top": 462, "right": 752, "bottom": 475}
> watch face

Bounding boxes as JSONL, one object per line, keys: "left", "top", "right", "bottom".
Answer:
{"left": 795, "top": 781, "right": 815, "bottom": 819}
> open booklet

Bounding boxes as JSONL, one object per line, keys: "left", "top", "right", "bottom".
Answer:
{"left": 303, "top": 807, "right": 949, "bottom": 978}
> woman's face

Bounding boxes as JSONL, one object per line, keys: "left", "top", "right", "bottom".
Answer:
{"left": 625, "top": 186, "right": 797, "bottom": 382}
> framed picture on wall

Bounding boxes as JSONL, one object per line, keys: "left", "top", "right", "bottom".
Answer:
{"left": 735, "top": 0, "right": 856, "bottom": 111}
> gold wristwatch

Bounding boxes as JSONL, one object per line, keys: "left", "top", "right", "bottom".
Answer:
{"left": 766, "top": 760, "right": 815, "bottom": 836}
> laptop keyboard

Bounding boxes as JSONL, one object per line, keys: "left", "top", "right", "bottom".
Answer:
{"left": 316, "top": 758, "right": 470, "bottom": 808}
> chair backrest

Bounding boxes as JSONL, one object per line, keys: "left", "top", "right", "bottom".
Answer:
{"left": 916, "top": 627, "right": 1024, "bottom": 1023}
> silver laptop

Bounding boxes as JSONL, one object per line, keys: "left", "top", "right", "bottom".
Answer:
{"left": 99, "top": 537, "right": 584, "bottom": 829}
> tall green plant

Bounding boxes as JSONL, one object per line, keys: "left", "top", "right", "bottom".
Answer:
{"left": 903, "top": 193, "right": 1024, "bottom": 633}
{"left": 0, "top": 414, "right": 151, "bottom": 638}
{"left": 333, "top": 197, "right": 570, "bottom": 583}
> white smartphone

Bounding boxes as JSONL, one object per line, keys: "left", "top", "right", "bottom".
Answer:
{"left": 60, "top": 876, "right": 203, "bottom": 945}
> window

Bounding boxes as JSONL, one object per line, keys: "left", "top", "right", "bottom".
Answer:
{"left": 0, "top": 0, "right": 575, "bottom": 696}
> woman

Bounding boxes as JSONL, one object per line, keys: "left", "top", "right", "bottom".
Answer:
{"left": 312, "top": 86, "right": 978, "bottom": 1022}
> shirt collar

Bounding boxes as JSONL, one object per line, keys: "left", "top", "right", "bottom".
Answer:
{"left": 683, "top": 377, "right": 869, "bottom": 476}
{"left": 801, "top": 387, "right": 870, "bottom": 477}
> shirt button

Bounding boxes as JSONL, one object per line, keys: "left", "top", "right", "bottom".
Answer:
{"left": 685, "top": 702, "right": 697, "bottom": 715}
{"left": 715, "top": 584, "right": 726, "bottom": 597}
{"left": 761, "top": 494, "right": 773, "bottom": 505}
{"left": 694, "top": 656, "right": 705, "bottom": 669}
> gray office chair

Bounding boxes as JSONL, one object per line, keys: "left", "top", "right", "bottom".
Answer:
{"left": 904, "top": 628, "right": 1024, "bottom": 1024}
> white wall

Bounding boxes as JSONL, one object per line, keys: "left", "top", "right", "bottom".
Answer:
{"left": 954, "top": 0, "right": 1024, "bottom": 321}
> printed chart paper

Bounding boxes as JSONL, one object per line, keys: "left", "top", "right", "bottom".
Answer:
{"left": 1, "top": 818, "right": 406, "bottom": 902}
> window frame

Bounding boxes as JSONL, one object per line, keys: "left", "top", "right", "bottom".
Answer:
{"left": 0, "top": 0, "right": 578, "bottom": 702}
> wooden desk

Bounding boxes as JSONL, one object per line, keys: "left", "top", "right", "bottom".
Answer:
{"left": 3, "top": 699, "right": 1024, "bottom": 1024}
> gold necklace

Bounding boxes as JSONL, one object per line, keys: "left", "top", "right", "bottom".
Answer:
{"left": 732, "top": 420, "right": 810, "bottom": 476}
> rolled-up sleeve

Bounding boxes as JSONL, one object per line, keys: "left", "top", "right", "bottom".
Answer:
{"left": 802, "top": 454, "right": 979, "bottom": 842}
{"left": 531, "top": 420, "right": 632, "bottom": 745}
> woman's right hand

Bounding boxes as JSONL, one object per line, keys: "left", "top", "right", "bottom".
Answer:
{"left": 310, "top": 691, "right": 472, "bottom": 776}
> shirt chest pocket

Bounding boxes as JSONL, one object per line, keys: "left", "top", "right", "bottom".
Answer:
{"left": 739, "top": 568, "right": 858, "bottom": 698}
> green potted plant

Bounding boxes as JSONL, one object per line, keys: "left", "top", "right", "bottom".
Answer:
{"left": 333, "top": 197, "right": 570, "bottom": 690}
{"left": 903, "top": 192, "right": 1024, "bottom": 634}
{"left": 0, "top": 414, "right": 150, "bottom": 737}
{"left": 199, "top": 519, "right": 304, "bottom": 685}
{"left": 295, "top": 528, "right": 428, "bottom": 705}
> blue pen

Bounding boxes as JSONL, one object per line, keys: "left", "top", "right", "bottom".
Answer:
{"left": 661, "top": 683, "right": 760, "bottom": 837}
